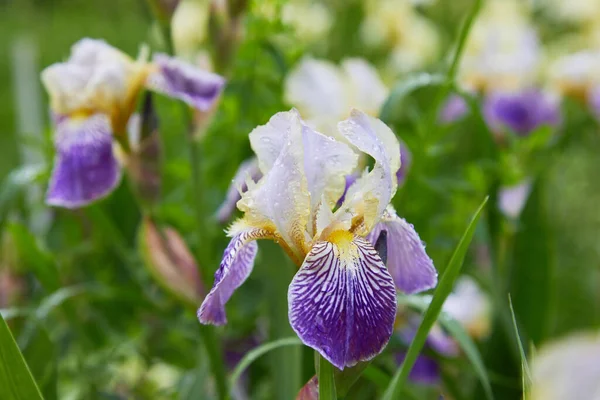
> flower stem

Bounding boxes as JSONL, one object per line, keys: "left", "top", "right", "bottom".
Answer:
{"left": 318, "top": 353, "right": 337, "bottom": 400}
{"left": 199, "top": 324, "right": 229, "bottom": 400}
{"left": 186, "top": 120, "right": 228, "bottom": 400}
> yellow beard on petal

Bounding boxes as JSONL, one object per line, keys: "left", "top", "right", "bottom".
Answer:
{"left": 328, "top": 230, "right": 359, "bottom": 264}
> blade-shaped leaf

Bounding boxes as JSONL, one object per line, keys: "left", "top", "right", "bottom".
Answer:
{"left": 383, "top": 197, "right": 488, "bottom": 400}
{"left": 318, "top": 354, "right": 337, "bottom": 400}
{"left": 0, "top": 312, "right": 44, "bottom": 400}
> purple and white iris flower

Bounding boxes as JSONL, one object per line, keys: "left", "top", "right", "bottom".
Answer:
{"left": 41, "top": 38, "right": 225, "bottom": 208}
{"left": 458, "top": 0, "right": 541, "bottom": 92}
{"left": 198, "top": 109, "right": 437, "bottom": 370}
{"left": 483, "top": 89, "right": 562, "bottom": 137}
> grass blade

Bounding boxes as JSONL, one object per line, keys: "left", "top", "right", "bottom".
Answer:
{"left": 318, "top": 354, "right": 337, "bottom": 400}
{"left": 228, "top": 337, "right": 303, "bottom": 391}
{"left": 383, "top": 196, "right": 488, "bottom": 400}
{"left": 0, "top": 312, "right": 44, "bottom": 400}
{"left": 508, "top": 295, "right": 532, "bottom": 392}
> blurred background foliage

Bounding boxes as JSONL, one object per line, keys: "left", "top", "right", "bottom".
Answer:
{"left": 1, "top": 0, "right": 600, "bottom": 399}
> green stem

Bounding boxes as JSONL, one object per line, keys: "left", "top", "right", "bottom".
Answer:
{"left": 318, "top": 354, "right": 337, "bottom": 400}
{"left": 264, "top": 242, "right": 302, "bottom": 398}
{"left": 143, "top": 2, "right": 227, "bottom": 398}
{"left": 186, "top": 123, "right": 228, "bottom": 400}
{"left": 198, "top": 325, "right": 229, "bottom": 400}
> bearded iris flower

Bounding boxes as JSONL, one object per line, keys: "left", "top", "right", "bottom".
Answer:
{"left": 198, "top": 109, "right": 436, "bottom": 369}
{"left": 41, "top": 38, "right": 225, "bottom": 208}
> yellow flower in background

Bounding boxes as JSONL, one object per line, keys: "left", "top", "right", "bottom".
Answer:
{"left": 361, "top": 0, "right": 439, "bottom": 74}
{"left": 530, "top": 332, "right": 600, "bottom": 400}
{"left": 458, "top": 0, "right": 540, "bottom": 92}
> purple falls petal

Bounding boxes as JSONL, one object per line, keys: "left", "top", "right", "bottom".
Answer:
{"left": 288, "top": 236, "right": 397, "bottom": 370}
{"left": 46, "top": 114, "right": 121, "bottom": 209}
{"left": 483, "top": 89, "right": 562, "bottom": 136}
{"left": 396, "top": 140, "right": 412, "bottom": 187}
{"left": 215, "top": 158, "right": 262, "bottom": 224}
{"left": 197, "top": 228, "right": 272, "bottom": 325}
{"left": 367, "top": 209, "right": 437, "bottom": 294}
{"left": 147, "top": 53, "right": 226, "bottom": 111}
{"left": 396, "top": 352, "right": 440, "bottom": 385}
{"left": 439, "top": 94, "right": 469, "bottom": 124}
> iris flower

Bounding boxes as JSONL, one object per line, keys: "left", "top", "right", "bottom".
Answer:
{"left": 41, "top": 38, "right": 225, "bottom": 208}
{"left": 530, "top": 332, "right": 600, "bottom": 400}
{"left": 458, "top": 0, "right": 540, "bottom": 92}
{"left": 216, "top": 57, "right": 410, "bottom": 223}
{"left": 198, "top": 109, "right": 437, "bottom": 369}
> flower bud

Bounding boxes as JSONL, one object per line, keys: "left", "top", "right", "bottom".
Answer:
{"left": 138, "top": 217, "right": 204, "bottom": 306}
{"left": 296, "top": 376, "right": 318, "bottom": 400}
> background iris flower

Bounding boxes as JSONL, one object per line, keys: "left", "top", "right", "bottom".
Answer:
{"left": 41, "top": 38, "right": 225, "bottom": 208}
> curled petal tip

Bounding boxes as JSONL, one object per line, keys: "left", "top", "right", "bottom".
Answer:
{"left": 197, "top": 228, "right": 271, "bottom": 326}
{"left": 148, "top": 54, "right": 225, "bottom": 111}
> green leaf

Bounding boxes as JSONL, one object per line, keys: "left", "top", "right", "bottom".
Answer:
{"left": 379, "top": 73, "right": 445, "bottom": 123}
{"left": 318, "top": 354, "right": 337, "bottom": 400}
{"left": 0, "top": 312, "right": 44, "bottom": 400}
{"left": 333, "top": 360, "right": 371, "bottom": 397}
{"left": 22, "top": 326, "right": 57, "bottom": 400}
{"left": 0, "top": 164, "right": 46, "bottom": 229}
{"left": 228, "top": 337, "right": 303, "bottom": 391}
{"left": 383, "top": 196, "right": 489, "bottom": 400}
{"left": 510, "top": 178, "right": 555, "bottom": 344}
{"left": 398, "top": 294, "right": 493, "bottom": 400}
{"left": 508, "top": 295, "right": 532, "bottom": 393}
{"left": 7, "top": 222, "right": 60, "bottom": 292}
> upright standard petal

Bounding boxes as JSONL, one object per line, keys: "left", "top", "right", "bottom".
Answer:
{"left": 241, "top": 112, "right": 311, "bottom": 260}
{"left": 249, "top": 110, "right": 297, "bottom": 173}
{"left": 336, "top": 110, "right": 400, "bottom": 232}
{"left": 215, "top": 158, "right": 262, "bottom": 224}
{"left": 197, "top": 227, "right": 274, "bottom": 325}
{"left": 341, "top": 58, "right": 388, "bottom": 116}
{"left": 284, "top": 58, "right": 348, "bottom": 123}
{"left": 301, "top": 123, "right": 358, "bottom": 225}
{"left": 46, "top": 114, "right": 121, "bottom": 208}
{"left": 367, "top": 207, "right": 437, "bottom": 294}
{"left": 288, "top": 235, "right": 397, "bottom": 369}
{"left": 147, "top": 54, "right": 225, "bottom": 111}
